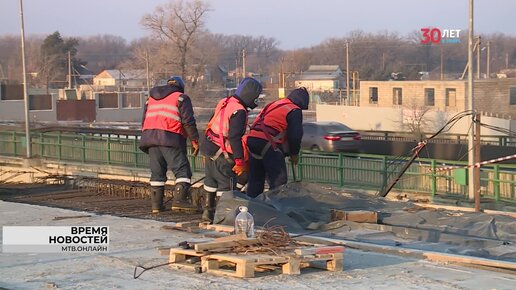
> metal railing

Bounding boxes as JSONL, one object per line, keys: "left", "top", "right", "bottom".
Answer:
{"left": 360, "top": 130, "right": 516, "bottom": 147}
{"left": 1, "top": 131, "right": 515, "bottom": 202}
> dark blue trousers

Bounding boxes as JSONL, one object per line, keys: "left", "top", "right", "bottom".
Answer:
{"left": 246, "top": 147, "right": 287, "bottom": 198}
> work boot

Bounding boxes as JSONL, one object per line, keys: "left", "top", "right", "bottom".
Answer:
{"left": 201, "top": 190, "right": 216, "bottom": 223}
{"left": 171, "top": 182, "right": 198, "bottom": 212}
{"left": 150, "top": 186, "right": 165, "bottom": 214}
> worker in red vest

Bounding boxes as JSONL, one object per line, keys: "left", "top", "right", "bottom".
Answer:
{"left": 200, "top": 77, "right": 262, "bottom": 222}
{"left": 139, "top": 76, "right": 200, "bottom": 214}
{"left": 246, "top": 87, "right": 309, "bottom": 198}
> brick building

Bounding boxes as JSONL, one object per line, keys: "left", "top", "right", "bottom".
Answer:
{"left": 360, "top": 79, "right": 516, "bottom": 119}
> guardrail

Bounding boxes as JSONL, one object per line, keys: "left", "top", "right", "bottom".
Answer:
{"left": 360, "top": 130, "right": 516, "bottom": 147}
{"left": 1, "top": 130, "right": 515, "bottom": 202}
{"left": 25, "top": 126, "right": 516, "bottom": 147}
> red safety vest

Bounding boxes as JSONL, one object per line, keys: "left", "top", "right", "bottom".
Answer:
{"left": 205, "top": 96, "right": 247, "bottom": 157}
{"left": 142, "top": 92, "right": 186, "bottom": 137}
{"left": 248, "top": 98, "right": 300, "bottom": 147}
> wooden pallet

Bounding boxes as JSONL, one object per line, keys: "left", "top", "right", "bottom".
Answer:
{"left": 168, "top": 248, "right": 206, "bottom": 273}
{"left": 202, "top": 252, "right": 344, "bottom": 278}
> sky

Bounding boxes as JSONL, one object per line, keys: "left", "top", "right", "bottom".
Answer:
{"left": 1, "top": 0, "right": 515, "bottom": 50}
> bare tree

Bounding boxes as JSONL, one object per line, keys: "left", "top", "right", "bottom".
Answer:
{"left": 141, "top": 0, "right": 210, "bottom": 82}
{"left": 76, "top": 34, "right": 130, "bottom": 73}
{"left": 401, "top": 99, "right": 431, "bottom": 141}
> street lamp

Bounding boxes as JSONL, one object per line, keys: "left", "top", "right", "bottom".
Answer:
{"left": 19, "top": 0, "right": 31, "bottom": 158}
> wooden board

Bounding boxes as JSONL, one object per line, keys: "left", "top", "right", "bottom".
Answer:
{"left": 206, "top": 224, "right": 235, "bottom": 233}
{"left": 175, "top": 221, "right": 200, "bottom": 228}
{"left": 294, "top": 246, "right": 345, "bottom": 255}
{"left": 194, "top": 238, "right": 259, "bottom": 252}
{"left": 330, "top": 209, "right": 378, "bottom": 223}
{"left": 212, "top": 232, "right": 247, "bottom": 243}
{"left": 414, "top": 202, "right": 516, "bottom": 218}
{"left": 296, "top": 235, "right": 516, "bottom": 271}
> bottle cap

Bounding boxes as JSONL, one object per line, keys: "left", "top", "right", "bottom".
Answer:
{"left": 238, "top": 206, "right": 248, "bottom": 212}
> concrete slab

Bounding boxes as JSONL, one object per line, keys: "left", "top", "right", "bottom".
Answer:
{"left": 1, "top": 201, "right": 515, "bottom": 289}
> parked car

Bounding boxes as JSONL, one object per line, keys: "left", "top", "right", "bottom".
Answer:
{"left": 301, "top": 121, "right": 362, "bottom": 152}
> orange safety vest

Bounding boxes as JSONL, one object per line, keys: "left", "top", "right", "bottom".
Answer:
{"left": 142, "top": 92, "right": 186, "bottom": 137}
{"left": 248, "top": 98, "right": 300, "bottom": 158}
{"left": 205, "top": 96, "right": 247, "bottom": 159}
{"left": 241, "top": 134, "right": 250, "bottom": 162}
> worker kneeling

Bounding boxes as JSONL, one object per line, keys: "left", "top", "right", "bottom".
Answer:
{"left": 199, "top": 77, "right": 262, "bottom": 223}
{"left": 246, "top": 87, "right": 309, "bottom": 198}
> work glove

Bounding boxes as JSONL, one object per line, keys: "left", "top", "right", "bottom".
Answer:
{"left": 236, "top": 171, "right": 249, "bottom": 191}
{"left": 191, "top": 140, "right": 199, "bottom": 156}
{"left": 232, "top": 158, "right": 249, "bottom": 176}
{"left": 289, "top": 155, "right": 299, "bottom": 165}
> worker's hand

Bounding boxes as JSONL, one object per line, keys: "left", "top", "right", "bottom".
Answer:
{"left": 191, "top": 140, "right": 199, "bottom": 156}
{"left": 232, "top": 159, "right": 249, "bottom": 176}
{"left": 289, "top": 155, "right": 299, "bottom": 165}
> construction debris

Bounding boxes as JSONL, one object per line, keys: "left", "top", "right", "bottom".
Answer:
{"left": 165, "top": 224, "right": 345, "bottom": 278}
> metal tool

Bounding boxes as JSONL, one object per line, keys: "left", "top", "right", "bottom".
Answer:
{"left": 291, "top": 161, "right": 298, "bottom": 182}
{"left": 163, "top": 176, "right": 205, "bottom": 205}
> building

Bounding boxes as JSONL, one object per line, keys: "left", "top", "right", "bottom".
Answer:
{"left": 93, "top": 69, "right": 147, "bottom": 91}
{"left": 360, "top": 79, "right": 516, "bottom": 119}
{"left": 295, "top": 65, "right": 346, "bottom": 92}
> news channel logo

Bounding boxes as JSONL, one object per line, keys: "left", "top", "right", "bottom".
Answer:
{"left": 420, "top": 28, "right": 462, "bottom": 44}
{"left": 2, "top": 226, "right": 109, "bottom": 253}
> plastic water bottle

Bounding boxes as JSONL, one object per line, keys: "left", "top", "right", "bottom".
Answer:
{"left": 234, "top": 206, "right": 255, "bottom": 238}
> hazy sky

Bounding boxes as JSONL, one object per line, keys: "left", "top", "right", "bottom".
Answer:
{"left": 1, "top": 0, "right": 515, "bottom": 49}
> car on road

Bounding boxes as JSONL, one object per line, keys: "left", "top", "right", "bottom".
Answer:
{"left": 301, "top": 121, "right": 362, "bottom": 152}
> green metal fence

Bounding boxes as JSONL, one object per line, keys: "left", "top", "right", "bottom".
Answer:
{"left": 1, "top": 131, "right": 515, "bottom": 202}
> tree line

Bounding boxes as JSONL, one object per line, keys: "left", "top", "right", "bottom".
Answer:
{"left": 1, "top": 0, "right": 516, "bottom": 94}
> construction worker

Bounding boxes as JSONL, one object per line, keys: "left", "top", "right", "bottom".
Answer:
{"left": 139, "top": 76, "right": 200, "bottom": 214}
{"left": 200, "top": 77, "right": 263, "bottom": 222}
{"left": 246, "top": 87, "right": 310, "bottom": 198}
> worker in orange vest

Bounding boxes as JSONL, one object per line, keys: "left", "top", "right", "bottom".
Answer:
{"left": 200, "top": 77, "right": 262, "bottom": 222}
{"left": 139, "top": 76, "right": 200, "bottom": 214}
{"left": 246, "top": 87, "right": 309, "bottom": 197}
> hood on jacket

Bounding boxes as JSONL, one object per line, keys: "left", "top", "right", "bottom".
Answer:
{"left": 149, "top": 84, "right": 182, "bottom": 100}
{"left": 234, "top": 77, "right": 263, "bottom": 109}
{"left": 287, "top": 87, "right": 310, "bottom": 110}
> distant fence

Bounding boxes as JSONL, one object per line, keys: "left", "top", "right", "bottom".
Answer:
{"left": 0, "top": 130, "right": 515, "bottom": 202}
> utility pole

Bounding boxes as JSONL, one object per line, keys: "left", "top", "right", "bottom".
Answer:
{"left": 381, "top": 53, "right": 385, "bottom": 71}
{"left": 235, "top": 55, "right": 239, "bottom": 86}
{"left": 352, "top": 71, "right": 359, "bottom": 106}
{"left": 145, "top": 49, "right": 150, "bottom": 92}
{"left": 476, "top": 36, "right": 481, "bottom": 79}
{"left": 346, "top": 41, "right": 350, "bottom": 106}
{"left": 486, "top": 41, "right": 490, "bottom": 78}
{"left": 242, "top": 49, "right": 246, "bottom": 78}
{"left": 440, "top": 45, "right": 444, "bottom": 80}
{"left": 19, "top": 0, "right": 31, "bottom": 158}
{"left": 467, "top": 0, "right": 478, "bottom": 204}
{"left": 278, "top": 57, "right": 285, "bottom": 99}
{"left": 474, "top": 113, "right": 481, "bottom": 211}
{"left": 280, "top": 57, "right": 285, "bottom": 88}
{"left": 68, "top": 50, "right": 72, "bottom": 89}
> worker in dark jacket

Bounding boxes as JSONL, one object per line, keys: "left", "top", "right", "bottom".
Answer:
{"left": 200, "top": 77, "right": 262, "bottom": 222}
{"left": 139, "top": 76, "right": 200, "bottom": 214}
{"left": 246, "top": 87, "right": 309, "bottom": 198}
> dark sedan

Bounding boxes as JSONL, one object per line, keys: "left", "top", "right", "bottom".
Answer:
{"left": 301, "top": 121, "right": 362, "bottom": 152}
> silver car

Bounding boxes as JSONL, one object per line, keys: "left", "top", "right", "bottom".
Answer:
{"left": 301, "top": 121, "right": 362, "bottom": 152}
